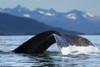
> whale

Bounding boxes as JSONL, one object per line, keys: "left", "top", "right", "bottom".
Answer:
{"left": 13, "top": 31, "right": 97, "bottom": 54}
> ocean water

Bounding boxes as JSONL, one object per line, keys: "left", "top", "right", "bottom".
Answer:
{"left": 0, "top": 35, "right": 100, "bottom": 67}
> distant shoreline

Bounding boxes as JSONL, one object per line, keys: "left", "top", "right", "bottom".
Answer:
{"left": 0, "top": 34, "right": 100, "bottom": 36}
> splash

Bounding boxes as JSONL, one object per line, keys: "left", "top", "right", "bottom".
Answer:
{"left": 60, "top": 45, "right": 99, "bottom": 55}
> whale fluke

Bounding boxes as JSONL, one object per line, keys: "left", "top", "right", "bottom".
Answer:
{"left": 13, "top": 31, "right": 95, "bottom": 54}
{"left": 54, "top": 34, "right": 94, "bottom": 48}
{"left": 13, "top": 31, "right": 60, "bottom": 53}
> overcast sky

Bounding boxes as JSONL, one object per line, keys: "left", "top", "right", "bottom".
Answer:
{"left": 0, "top": 0, "right": 100, "bottom": 16}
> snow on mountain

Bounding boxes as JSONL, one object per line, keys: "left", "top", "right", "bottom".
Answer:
{"left": 45, "top": 13, "right": 55, "bottom": 16}
{"left": 82, "top": 14, "right": 88, "bottom": 18}
{"left": 83, "top": 12, "right": 94, "bottom": 18}
{"left": 24, "top": 14, "right": 30, "bottom": 18}
{"left": 38, "top": 11, "right": 55, "bottom": 16}
{"left": 38, "top": 11, "right": 45, "bottom": 14}
{"left": 66, "top": 13, "right": 76, "bottom": 20}
{"left": 85, "top": 12, "right": 94, "bottom": 17}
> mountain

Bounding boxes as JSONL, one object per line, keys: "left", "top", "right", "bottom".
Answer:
{"left": 0, "top": 12, "right": 82, "bottom": 35}
{"left": 1, "top": 5, "right": 100, "bottom": 34}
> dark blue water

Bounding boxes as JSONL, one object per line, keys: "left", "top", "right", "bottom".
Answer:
{"left": 0, "top": 35, "right": 100, "bottom": 67}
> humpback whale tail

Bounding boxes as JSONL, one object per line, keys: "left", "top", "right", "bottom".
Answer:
{"left": 13, "top": 31, "right": 99, "bottom": 54}
{"left": 54, "top": 34, "right": 99, "bottom": 54}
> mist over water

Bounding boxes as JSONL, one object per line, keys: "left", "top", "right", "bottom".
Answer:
{"left": 0, "top": 35, "right": 100, "bottom": 67}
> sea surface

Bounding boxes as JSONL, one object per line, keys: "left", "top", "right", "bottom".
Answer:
{"left": 0, "top": 35, "right": 100, "bottom": 67}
